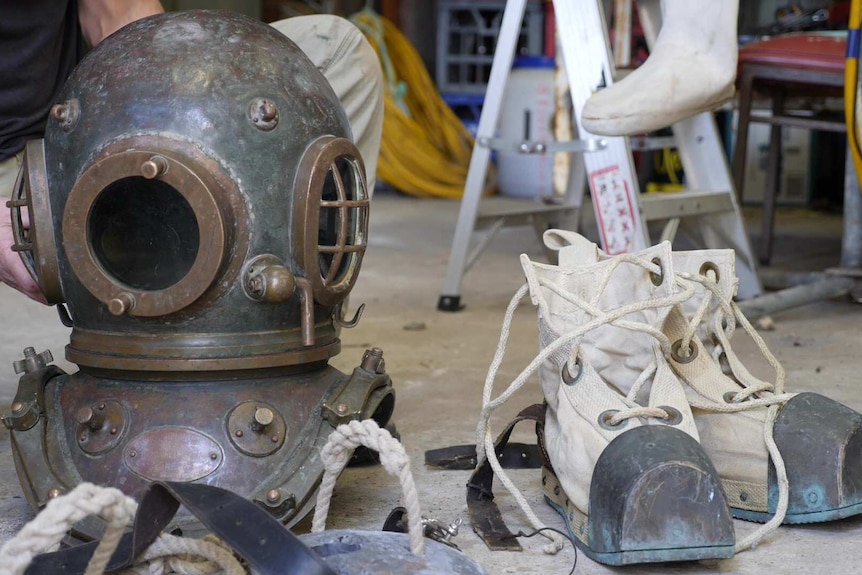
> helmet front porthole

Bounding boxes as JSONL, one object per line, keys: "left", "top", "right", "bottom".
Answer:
{"left": 63, "top": 148, "right": 233, "bottom": 317}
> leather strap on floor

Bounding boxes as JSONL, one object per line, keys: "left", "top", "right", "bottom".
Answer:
{"left": 25, "top": 481, "right": 335, "bottom": 575}
{"left": 466, "top": 403, "right": 546, "bottom": 552}
{"left": 425, "top": 440, "right": 542, "bottom": 470}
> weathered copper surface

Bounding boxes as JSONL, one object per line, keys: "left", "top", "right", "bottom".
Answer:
{"left": 75, "top": 400, "right": 128, "bottom": 455}
{"left": 62, "top": 147, "right": 232, "bottom": 317}
{"left": 293, "top": 136, "right": 370, "bottom": 307}
{"left": 32, "top": 10, "right": 363, "bottom": 370}
{"left": 227, "top": 400, "right": 287, "bottom": 457}
{"left": 8, "top": 354, "right": 395, "bottom": 533}
{"left": 536, "top": 422, "right": 735, "bottom": 565}
{"left": 579, "top": 426, "right": 734, "bottom": 564}
{"left": 124, "top": 428, "right": 223, "bottom": 482}
{"left": 7, "top": 140, "right": 62, "bottom": 303}
{"left": 5, "top": 10, "right": 396, "bottom": 537}
{"left": 737, "top": 392, "right": 862, "bottom": 523}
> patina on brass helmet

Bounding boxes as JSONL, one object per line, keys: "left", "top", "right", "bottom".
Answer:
{"left": 5, "top": 10, "right": 394, "bottom": 531}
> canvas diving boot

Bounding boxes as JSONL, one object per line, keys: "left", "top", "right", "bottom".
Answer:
{"left": 666, "top": 248, "right": 862, "bottom": 530}
{"left": 582, "top": 0, "right": 738, "bottom": 136}
{"left": 477, "top": 231, "right": 734, "bottom": 565}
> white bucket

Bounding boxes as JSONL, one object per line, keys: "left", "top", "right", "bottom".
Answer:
{"left": 497, "top": 55, "right": 555, "bottom": 198}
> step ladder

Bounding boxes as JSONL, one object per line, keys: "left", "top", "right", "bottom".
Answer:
{"left": 437, "top": 0, "right": 761, "bottom": 312}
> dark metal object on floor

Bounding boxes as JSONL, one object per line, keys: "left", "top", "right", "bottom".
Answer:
{"left": 3, "top": 10, "right": 394, "bottom": 536}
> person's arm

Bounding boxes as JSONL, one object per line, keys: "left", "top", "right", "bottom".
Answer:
{"left": 78, "top": 0, "right": 165, "bottom": 46}
{"left": 0, "top": 1, "right": 166, "bottom": 304}
{"left": 0, "top": 210, "right": 47, "bottom": 303}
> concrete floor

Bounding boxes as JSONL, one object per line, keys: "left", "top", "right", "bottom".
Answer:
{"left": 1, "top": 194, "right": 861, "bottom": 573}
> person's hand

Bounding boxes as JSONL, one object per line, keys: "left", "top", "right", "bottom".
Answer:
{"left": 0, "top": 211, "right": 48, "bottom": 303}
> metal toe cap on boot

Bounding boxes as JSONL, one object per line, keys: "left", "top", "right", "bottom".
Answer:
{"left": 765, "top": 392, "right": 862, "bottom": 523}
{"left": 588, "top": 425, "right": 735, "bottom": 565}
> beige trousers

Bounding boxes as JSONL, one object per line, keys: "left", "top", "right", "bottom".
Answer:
{"left": 0, "top": 14, "right": 383, "bottom": 198}
{"left": 0, "top": 152, "right": 22, "bottom": 201}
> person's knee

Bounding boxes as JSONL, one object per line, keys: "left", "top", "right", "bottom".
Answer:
{"left": 269, "top": 14, "right": 383, "bottom": 189}
{"left": 270, "top": 15, "right": 371, "bottom": 74}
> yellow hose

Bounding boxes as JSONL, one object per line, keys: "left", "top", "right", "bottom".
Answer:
{"left": 351, "top": 9, "right": 493, "bottom": 198}
{"left": 846, "top": 0, "right": 862, "bottom": 186}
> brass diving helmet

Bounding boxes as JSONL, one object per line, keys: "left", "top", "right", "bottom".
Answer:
{"left": 4, "top": 10, "right": 394, "bottom": 532}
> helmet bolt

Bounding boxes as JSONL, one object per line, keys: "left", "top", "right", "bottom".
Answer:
{"left": 361, "top": 347, "right": 386, "bottom": 374}
{"left": 248, "top": 98, "right": 279, "bottom": 131}
{"left": 266, "top": 488, "right": 281, "bottom": 504}
{"left": 108, "top": 292, "right": 136, "bottom": 316}
{"left": 76, "top": 406, "right": 104, "bottom": 431}
{"left": 251, "top": 406, "right": 275, "bottom": 433}
{"left": 258, "top": 101, "right": 277, "bottom": 122}
{"left": 49, "top": 101, "right": 79, "bottom": 131}
{"left": 141, "top": 155, "right": 169, "bottom": 179}
{"left": 50, "top": 104, "right": 69, "bottom": 122}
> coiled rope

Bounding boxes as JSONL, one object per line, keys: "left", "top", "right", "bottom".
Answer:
{"left": 0, "top": 483, "right": 244, "bottom": 575}
{"left": 312, "top": 418, "right": 425, "bottom": 555}
{"left": 0, "top": 419, "right": 423, "bottom": 574}
{"left": 351, "top": 8, "right": 493, "bottom": 199}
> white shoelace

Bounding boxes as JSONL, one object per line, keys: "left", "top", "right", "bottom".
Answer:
{"left": 475, "top": 253, "right": 696, "bottom": 554}
{"left": 677, "top": 269, "right": 795, "bottom": 551}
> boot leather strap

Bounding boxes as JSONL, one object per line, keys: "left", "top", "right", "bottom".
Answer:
{"left": 425, "top": 441, "right": 542, "bottom": 470}
{"left": 25, "top": 481, "right": 336, "bottom": 575}
{"left": 466, "top": 403, "right": 547, "bottom": 552}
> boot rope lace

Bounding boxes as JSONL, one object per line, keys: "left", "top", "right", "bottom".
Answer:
{"left": 476, "top": 253, "right": 696, "bottom": 555}
{"left": 677, "top": 267, "right": 795, "bottom": 551}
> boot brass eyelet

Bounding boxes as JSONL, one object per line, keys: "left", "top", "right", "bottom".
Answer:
{"left": 658, "top": 405, "right": 683, "bottom": 426}
{"left": 671, "top": 339, "right": 698, "bottom": 364}
{"left": 561, "top": 359, "right": 583, "bottom": 385}
{"left": 598, "top": 409, "right": 628, "bottom": 431}
{"left": 649, "top": 257, "right": 664, "bottom": 286}
{"left": 699, "top": 261, "right": 720, "bottom": 282}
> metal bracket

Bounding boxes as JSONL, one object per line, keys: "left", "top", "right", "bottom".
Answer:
{"left": 477, "top": 136, "right": 607, "bottom": 154}
{"left": 3, "top": 351, "right": 63, "bottom": 432}
{"left": 321, "top": 349, "right": 394, "bottom": 428}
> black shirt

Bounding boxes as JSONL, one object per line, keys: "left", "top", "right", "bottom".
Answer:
{"left": 0, "top": 1, "right": 82, "bottom": 161}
